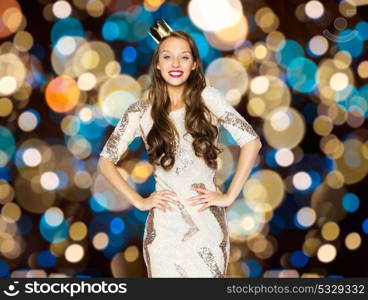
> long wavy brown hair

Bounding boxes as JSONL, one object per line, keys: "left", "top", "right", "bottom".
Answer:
{"left": 146, "top": 30, "right": 223, "bottom": 171}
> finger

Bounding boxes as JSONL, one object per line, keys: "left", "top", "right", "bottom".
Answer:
{"left": 162, "top": 190, "right": 178, "bottom": 196}
{"left": 191, "top": 200, "right": 205, "bottom": 206}
{"left": 157, "top": 190, "right": 171, "bottom": 195}
{"left": 165, "top": 194, "right": 180, "bottom": 203}
{"left": 198, "top": 202, "right": 211, "bottom": 212}
{"left": 194, "top": 194, "right": 208, "bottom": 202}
{"left": 191, "top": 196, "right": 206, "bottom": 204}
{"left": 154, "top": 202, "right": 166, "bottom": 212}
{"left": 158, "top": 195, "right": 179, "bottom": 205}
{"left": 160, "top": 191, "right": 179, "bottom": 202}
{"left": 193, "top": 187, "right": 208, "bottom": 194}
{"left": 187, "top": 194, "right": 205, "bottom": 202}
{"left": 158, "top": 198, "right": 173, "bottom": 211}
{"left": 153, "top": 197, "right": 169, "bottom": 210}
{"left": 157, "top": 190, "right": 168, "bottom": 195}
{"left": 166, "top": 197, "right": 179, "bottom": 205}
{"left": 159, "top": 203, "right": 171, "bottom": 212}
{"left": 192, "top": 197, "right": 210, "bottom": 206}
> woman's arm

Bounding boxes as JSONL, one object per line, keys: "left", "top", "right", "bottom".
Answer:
{"left": 201, "top": 85, "right": 262, "bottom": 204}
{"left": 98, "top": 156, "right": 144, "bottom": 210}
{"left": 225, "top": 138, "right": 262, "bottom": 204}
{"left": 98, "top": 101, "right": 146, "bottom": 209}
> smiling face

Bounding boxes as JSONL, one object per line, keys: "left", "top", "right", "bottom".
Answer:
{"left": 156, "top": 37, "right": 197, "bottom": 87}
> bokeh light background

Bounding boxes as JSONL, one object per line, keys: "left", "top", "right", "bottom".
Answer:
{"left": 0, "top": 0, "right": 367, "bottom": 278}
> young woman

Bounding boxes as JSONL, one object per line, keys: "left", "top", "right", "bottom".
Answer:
{"left": 98, "top": 23, "right": 262, "bottom": 278}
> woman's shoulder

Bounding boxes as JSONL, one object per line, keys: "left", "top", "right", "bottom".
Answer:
{"left": 125, "top": 98, "right": 151, "bottom": 117}
{"left": 201, "top": 85, "right": 225, "bottom": 104}
{"left": 201, "top": 85, "right": 219, "bottom": 98}
{"left": 201, "top": 85, "right": 226, "bottom": 111}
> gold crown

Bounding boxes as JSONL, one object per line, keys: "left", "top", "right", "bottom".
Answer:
{"left": 148, "top": 19, "right": 173, "bottom": 44}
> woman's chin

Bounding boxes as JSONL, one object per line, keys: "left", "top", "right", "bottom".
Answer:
{"left": 165, "top": 79, "right": 188, "bottom": 87}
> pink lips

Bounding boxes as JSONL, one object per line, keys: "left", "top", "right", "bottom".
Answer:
{"left": 168, "top": 70, "right": 183, "bottom": 78}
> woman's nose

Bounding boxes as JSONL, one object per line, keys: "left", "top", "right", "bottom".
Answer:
{"left": 172, "top": 58, "right": 180, "bottom": 67}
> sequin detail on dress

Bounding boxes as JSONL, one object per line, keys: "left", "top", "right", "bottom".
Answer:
{"left": 219, "top": 111, "right": 259, "bottom": 138}
{"left": 209, "top": 206, "right": 229, "bottom": 273}
{"left": 197, "top": 246, "right": 223, "bottom": 278}
{"left": 143, "top": 209, "right": 156, "bottom": 278}
{"left": 192, "top": 182, "right": 229, "bottom": 276}
{"left": 175, "top": 263, "right": 188, "bottom": 277}
{"left": 175, "top": 146, "right": 194, "bottom": 175}
{"left": 100, "top": 99, "right": 150, "bottom": 164}
{"left": 102, "top": 131, "right": 120, "bottom": 165}
{"left": 201, "top": 85, "right": 260, "bottom": 147}
{"left": 177, "top": 201, "right": 200, "bottom": 242}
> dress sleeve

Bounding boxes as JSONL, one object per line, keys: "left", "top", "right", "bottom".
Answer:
{"left": 202, "top": 86, "right": 259, "bottom": 147}
{"left": 99, "top": 101, "right": 142, "bottom": 165}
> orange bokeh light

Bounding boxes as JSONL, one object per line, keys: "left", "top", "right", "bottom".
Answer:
{"left": 45, "top": 75, "right": 81, "bottom": 113}
{"left": 0, "top": 0, "right": 22, "bottom": 38}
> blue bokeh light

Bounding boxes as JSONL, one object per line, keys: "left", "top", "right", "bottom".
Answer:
{"left": 102, "top": 21, "right": 120, "bottom": 41}
{"left": 0, "top": 126, "right": 16, "bottom": 161}
{"left": 110, "top": 217, "right": 125, "bottom": 234}
{"left": 39, "top": 217, "right": 69, "bottom": 243}
{"left": 361, "top": 218, "right": 368, "bottom": 234}
{"left": 37, "top": 250, "right": 57, "bottom": 268}
{"left": 89, "top": 193, "right": 108, "bottom": 212}
{"left": 276, "top": 40, "right": 305, "bottom": 68}
{"left": 337, "top": 29, "right": 364, "bottom": 58}
{"left": 342, "top": 193, "right": 360, "bottom": 212}
{"left": 290, "top": 250, "right": 309, "bottom": 268}
{"left": 0, "top": 260, "right": 9, "bottom": 277}
{"left": 355, "top": 21, "right": 368, "bottom": 41}
{"left": 51, "top": 17, "right": 84, "bottom": 46}
{"left": 122, "top": 45, "right": 137, "bottom": 63}
{"left": 287, "top": 57, "right": 317, "bottom": 93}
{"left": 244, "top": 259, "right": 263, "bottom": 277}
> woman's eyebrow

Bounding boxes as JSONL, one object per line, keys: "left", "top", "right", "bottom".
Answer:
{"left": 160, "top": 50, "right": 191, "bottom": 54}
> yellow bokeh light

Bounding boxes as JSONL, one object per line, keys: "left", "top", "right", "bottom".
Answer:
{"left": 124, "top": 245, "right": 139, "bottom": 262}
{"left": 13, "top": 30, "right": 33, "bottom": 52}
{"left": 64, "top": 243, "right": 84, "bottom": 263}
{"left": 255, "top": 7, "right": 279, "bottom": 33}
{"left": 313, "top": 115, "right": 333, "bottom": 136}
{"left": 69, "top": 221, "right": 88, "bottom": 241}
{"left": 345, "top": 232, "right": 361, "bottom": 250}
{"left": 1, "top": 202, "right": 21, "bottom": 223}
{"left": 244, "top": 169, "right": 285, "bottom": 212}
{"left": 263, "top": 107, "right": 305, "bottom": 149}
{"left": 305, "top": 0, "right": 324, "bottom": 19}
{"left": 93, "top": 232, "right": 109, "bottom": 250}
{"left": 317, "top": 243, "right": 336, "bottom": 263}
{"left": 321, "top": 221, "right": 340, "bottom": 241}
{"left": 0, "top": 98, "right": 13, "bottom": 117}
{"left": 250, "top": 76, "right": 269, "bottom": 94}
{"left": 329, "top": 72, "right": 349, "bottom": 91}
{"left": 188, "top": 0, "right": 243, "bottom": 32}
{"left": 86, "top": 0, "right": 105, "bottom": 18}
{"left": 357, "top": 61, "right": 368, "bottom": 78}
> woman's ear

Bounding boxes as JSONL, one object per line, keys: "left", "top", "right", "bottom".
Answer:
{"left": 191, "top": 61, "right": 197, "bottom": 71}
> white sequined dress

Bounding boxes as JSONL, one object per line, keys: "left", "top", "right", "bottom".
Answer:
{"left": 99, "top": 85, "right": 259, "bottom": 277}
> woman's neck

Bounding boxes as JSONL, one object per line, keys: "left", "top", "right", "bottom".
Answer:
{"left": 167, "top": 84, "right": 186, "bottom": 106}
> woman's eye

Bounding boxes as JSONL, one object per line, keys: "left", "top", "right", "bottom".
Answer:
{"left": 163, "top": 56, "right": 190, "bottom": 59}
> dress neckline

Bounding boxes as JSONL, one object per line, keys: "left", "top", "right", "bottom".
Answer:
{"left": 169, "top": 106, "right": 185, "bottom": 114}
